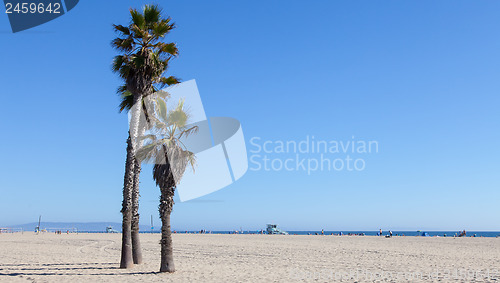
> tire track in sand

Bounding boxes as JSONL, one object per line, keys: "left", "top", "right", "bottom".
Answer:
{"left": 99, "top": 240, "right": 116, "bottom": 254}
{"left": 76, "top": 241, "right": 99, "bottom": 254}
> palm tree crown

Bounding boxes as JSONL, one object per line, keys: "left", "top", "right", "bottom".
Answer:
{"left": 136, "top": 91, "right": 197, "bottom": 182}
{"left": 112, "top": 4, "right": 180, "bottom": 110}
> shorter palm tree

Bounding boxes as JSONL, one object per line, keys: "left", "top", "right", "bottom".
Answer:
{"left": 136, "top": 92, "right": 197, "bottom": 273}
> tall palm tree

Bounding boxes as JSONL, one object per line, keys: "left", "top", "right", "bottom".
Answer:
{"left": 112, "top": 4, "right": 180, "bottom": 268}
{"left": 136, "top": 94, "right": 197, "bottom": 273}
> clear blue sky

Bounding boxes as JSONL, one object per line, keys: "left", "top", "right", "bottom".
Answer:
{"left": 1, "top": 0, "right": 499, "bottom": 231}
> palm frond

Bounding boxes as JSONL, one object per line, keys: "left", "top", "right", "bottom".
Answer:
{"left": 151, "top": 21, "right": 174, "bottom": 38}
{"left": 156, "top": 42, "right": 178, "bottom": 56}
{"left": 118, "top": 64, "right": 130, "bottom": 80}
{"left": 131, "top": 54, "right": 146, "bottom": 68}
{"left": 178, "top": 125, "right": 199, "bottom": 140}
{"left": 166, "top": 99, "right": 188, "bottom": 128}
{"left": 111, "top": 55, "right": 125, "bottom": 72}
{"left": 113, "top": 24, "right": 130, "bottom": 35}
{"left": 130, "top": 24, "right": 147, "bottom": 40}
{"left": 117, "top": 84, "right": 134, "bottom": 112}
{"left": 144, "top": 4, "right": 161, "bottom": 26}
{"left": 156, "top": 97, "right": 168, "bottom": 122}
{"left": 111, "top": 37, "right": 134, "bottom": 52}
{"left": 130, "top": 8, "right": 145, "bottom": 29}
{"left": 158, "top": 76, "right": 180, "bottom": 88}
{"left": 156, "top": 90, "right": 171, "bottom": 99}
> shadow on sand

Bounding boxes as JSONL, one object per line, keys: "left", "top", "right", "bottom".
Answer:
{"left": 0, "top": 262, "right": 160, "bottom": 277}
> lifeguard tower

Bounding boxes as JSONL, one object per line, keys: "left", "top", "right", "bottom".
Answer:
{"left": 266, "top": 224, "right": 288, "bottom": 235}
{"left": 106, "top": 226, "right": 119, "bottom": 233}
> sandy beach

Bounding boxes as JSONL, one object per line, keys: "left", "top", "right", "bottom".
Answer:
{"left": 0, "top": 233, "right": 498, "bottom": 282}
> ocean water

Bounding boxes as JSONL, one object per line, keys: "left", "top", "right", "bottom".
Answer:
{"left": 286, "top": 231, "right": 500, "bottom": 237}
{"left": 135, "top": 230, "right": 500, "bottom": 238}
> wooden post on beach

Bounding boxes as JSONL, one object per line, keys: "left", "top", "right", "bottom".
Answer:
{"left": 36, "top": 215, "right": 41, "bottom": 234}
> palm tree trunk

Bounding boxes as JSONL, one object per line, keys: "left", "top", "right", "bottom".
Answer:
{"left": 159, "top": 187, "right": 175, "bottom": 272}
{"left": 131, "top": 110, "right": 149, "bottom": 265}
{"left": 120, "top": 134, "right": 135, "bottom": 269}
{"left": 131, "top": 157, "right": 143, "bottom": 264}
{"left": 120, "top": 92, "right": 143, "bottom": 269}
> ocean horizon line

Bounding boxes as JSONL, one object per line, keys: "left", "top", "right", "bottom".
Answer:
{"left": 4, "top": 228, "right": 498, "bottom": 237}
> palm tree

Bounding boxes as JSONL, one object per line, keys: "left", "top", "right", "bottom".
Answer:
{"left": 112, "top": 4, "right": 180, "bottom": 268}
{"left": 136, "top": 93, "right": 197, "bottom": 273}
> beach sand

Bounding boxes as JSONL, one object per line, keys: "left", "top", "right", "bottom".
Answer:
{"left": 0, "top": 233, "right": 498, "bottom": 282}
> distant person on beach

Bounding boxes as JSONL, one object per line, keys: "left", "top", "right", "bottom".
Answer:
{"left": 389, "top": 230, "right": 393, "bottom": 237}
{"left": 321, "top": 229, "right": 324, "bottom": 235}
{"left": 379, "top": 229, "right": 382, "bottom": 236}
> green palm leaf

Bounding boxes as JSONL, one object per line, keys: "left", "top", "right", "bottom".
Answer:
{"left": 129, "top": 8, "right": 145, "bottom": 29}
{"left": 144, "top": 5, "right": 161, "bottom": 25}
{"left": 113, "top": 24, "right": 130, "bottom": 35}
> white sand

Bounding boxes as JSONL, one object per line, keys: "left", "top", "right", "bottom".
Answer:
{"left": 0, "top": 233, "right": 498, "bottom": 282}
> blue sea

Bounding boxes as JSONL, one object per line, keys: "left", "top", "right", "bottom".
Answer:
{"left": 134, "top": 230, "right": 500, "bottom": 237}
{"left": 287, "top": 231, "right": 500, "bottom": 237}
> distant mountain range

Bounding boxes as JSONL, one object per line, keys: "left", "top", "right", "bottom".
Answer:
{"left": 8, "top": 222, "right": 154, "bottom": 232}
